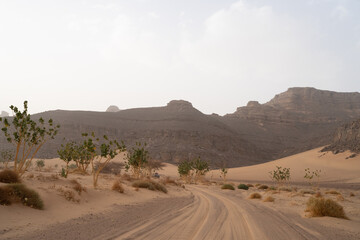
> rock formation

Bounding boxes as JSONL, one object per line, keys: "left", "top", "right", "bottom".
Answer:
{"left": 106, "top": 105, "right": 120, "bottom": 112}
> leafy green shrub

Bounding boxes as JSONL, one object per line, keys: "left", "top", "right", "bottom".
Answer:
{"left": 258, "top": 185, "right": 268, "bottom": 190}
{"left": 132, "top": 180, "right": 167, "bottom": 193}
{"left": 0, "top": 184, "right": 44, "bottom": 209}
{"left": 249, "top": 192, "right": 262, "bottom": 199}
{"left": 237, "top": 184, "right": 249, "bottom": 190}
{"left": 269, "top": 166, "right": 291, "bottom": 186}
{"left": 0, "top": 169, "right": 20, "bottom": 183}
{"left": 306, "top": 197, "right": 347, "bottom": 219}
{"left": 221, "top": 184, "right": 235, "bottom": 190}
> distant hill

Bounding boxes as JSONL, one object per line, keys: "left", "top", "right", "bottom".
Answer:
{"left": 1, "top": 87, "right": 360, "bottom": 167}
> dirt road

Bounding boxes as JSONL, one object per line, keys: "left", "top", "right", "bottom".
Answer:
{"left": 8, "top": 185, "right": 355, "bottom": 240}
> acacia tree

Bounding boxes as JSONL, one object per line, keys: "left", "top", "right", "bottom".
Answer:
{"left": 125, "top": 142, "right": 148, "bottom": 179}
{"left": 0, "top": 101, "right": 60, "bottom": 176}
{"left": 192, "top": 157, "right": 210, "bottom": 183}
{"left": 58, "top": 141, "right": 77, "bottom": 178}
{"left": 178, "top": 159, "right": 193, "bottom": 183}
{"left": 82, "top": 132, "right": 126, "bottom": 188}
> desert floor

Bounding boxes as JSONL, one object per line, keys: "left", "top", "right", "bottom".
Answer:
{"left": 1, "top": 148, "right": 360, "bottom": 240}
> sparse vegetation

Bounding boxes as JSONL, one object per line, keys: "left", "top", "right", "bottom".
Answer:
{"left": 112, "top": 180, "right": 124, "bottom": 193}
{"left": 57, "top": 187, "right": 79, "bottom": 203}
{"left": 70, "top": 179, "right": 86, "bottom": 195}
{"left": 249, "top": 192, "right": 262, "bottom": 199}
{"left": 36, "top": 159, "right": 45, "bottom": 171}
{"left": 304, "top": 168, "right": 322, "bottom": 188}
{"left": 0, "top": 101, "right": 60, "bottom": 177}
{"left": 0, "top": 150, "right": 13, "bottom": 169}
{"left": 221, "top": 184, "right": 235, "bottom": 190}
{"left": 263, "top": 196, "right": 275, "bottom": 202}
{"left": 269, "top": 166, "right": 291, "bottom": 186}
{"left": 178, "top": 159, "right": 193, "bottom": 183}
{"left": 132, "top": 180, "right": 167, "bottom": 193}
{"left": 219, "top": 167, "right": 228, "bottom": 183}
{"left": 301, "top": 189, "right": 315, "bottom": 195}
{"left": 306, "top": 197, "right": 347, "bottom": 219}
{"left": 246, "top": 184, "right": 254, "bottom": 188}
{"left": 258, "top": 185, "right": 268, "bottom": 190}
{"left": 237, "top": 184, "right": 249, "bottom": 190}
{"left": 350, "top": 192, "right": 355, "bottom": 197}
{"left": 192, "top": 157, "right": 210, "bottom": 183}
{"left": 0, "top": 183, "right": 44, "bottom": 209}
{"left": 325, "top": 190, "right": 341, "bottom": 195}
{"left": 0, "top": 169, "right": 20, "bottom": 183}
{"left": 125, "top": 142, "right": 148, "bottom": 179}
{"left": 177, "top": 157, "right": 209, "bottom": 184}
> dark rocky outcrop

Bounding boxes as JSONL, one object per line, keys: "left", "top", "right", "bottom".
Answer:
{"left": 322, "top": 119, "right": 360, "bottom": 154}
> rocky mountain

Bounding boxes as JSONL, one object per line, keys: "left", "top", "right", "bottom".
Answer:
{"left": 106, "top": 105, "right": 120, "bottom": 112}
{"left": 1, "top": 87, "right": 360, "bottom": 167}
{"left": 322, "top": 119, "right": 360, "bottom": 154}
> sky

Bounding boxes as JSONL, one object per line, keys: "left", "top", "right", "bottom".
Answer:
{"left": 0, "top": 0, "right": 359, "bottom": 115}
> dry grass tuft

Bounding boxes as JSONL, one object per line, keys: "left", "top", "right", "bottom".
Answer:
{"left": 249, "top": 192, "right": 262, "bottom": 199}
{"left": 132, "top": 180, "right": 167, "bottom": 193}
{"left": 336, "top": 195, "right": 345, "bottom": 202}
{"left": 263, "top": 196, "right": 275, "bottom": 202}
{"left": 0, "top": 169, "right": 20, "bottom": 183}
{"left": 120, "top": 173, "right": 133, "bottom": 182}
{"left": 300, "top": 189, "right": 315, "bottom": 195}
{"left": 57, "top": 187, "right": 79, "bottom": 203}
{"left": 221, "top": 184, "right": 235, "bottom": 190}
{"left": 70, "top": 179, "right": 86, "bottom": 195}
{"left": 306, "top": 197, "right": 347, "bottom": 219}
{"left": 326, "top": 190, "right": 341, "bottom": 195}
{"left": 349, "top": 192, "right": 355, "bottom": 197}
{"left": 314, "top": 192, "right": 322, "bottom": 198}
{"left": 246, "top": 184, "right": 254, "bottom": 188}
{"left": 112, "top": 180, "right": 124, "bottom": 193}
{"left": 258, "top": 185, "right": 268, "bottom": 190}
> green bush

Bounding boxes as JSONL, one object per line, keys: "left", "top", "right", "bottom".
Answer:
{"left": 0, "top": 184, "right": 44, "bottom": 209}
{"left": 237, "top": 184, "right": 249, "bottom": 190}
{"left": 221, "top": 184, "right": 235, "bottom": 190}
{"left": 0, "top": 169, "right": 20, "bottom": 183}
{"left": 132, "top": 180, "right": 167, "bottom": 193}
{"left": 36, "top": 159, "right": 45, "bottom": 170}
{"left": 306, "top": 197, "right": 347, "bottom": 219}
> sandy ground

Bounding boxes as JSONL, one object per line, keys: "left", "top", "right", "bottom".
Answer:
{"left": 1, "top": 148, "right": 360, "bottom": 239}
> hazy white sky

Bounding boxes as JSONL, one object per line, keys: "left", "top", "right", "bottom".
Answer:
{"left": 0, "top": 0, "right": 359, "bottom": 115}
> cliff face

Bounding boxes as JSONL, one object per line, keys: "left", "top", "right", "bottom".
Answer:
{"left": 1, "top": 88, "right": 360, "bottom": 167}
{"left": 322, "top": 119, "right": 360, "bottom": 154}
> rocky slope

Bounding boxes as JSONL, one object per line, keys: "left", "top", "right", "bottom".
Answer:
{"left": 1, "top": 87, "right": 360, "bottom": 167}
{"left": 322, "top": 119, "right": 360, "bottom": 154}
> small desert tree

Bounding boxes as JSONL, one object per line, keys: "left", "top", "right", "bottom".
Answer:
{"left": 145, "top": 159, "right": 164, "bottom": 177}
{"left": 125, "top": 142, "right": 148, "bottom": 179}
{"left": 192, "top": 157, "right": 210, "bottom": 183}
{"left": 58, "top": 141, "right": 77, "bottom": 178}
{"left": 269, "top": 166, "right": 291, "bottom": 186}
{"left": 82, "top": 132, "right": 126, "bottom": 188}
{"left": 219, "top": 167, "right": 228, "bottom": 184}
{"left": 0, "top": 101, "right": 60, "bottom": 176}
{"left": 0, "top": 150, "right": 14, "bottom": 169}
{"left": 178, "top": 159, "right": 193, "bottom": 183}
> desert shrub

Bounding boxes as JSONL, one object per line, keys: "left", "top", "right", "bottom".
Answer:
{"left": 120, "top": 173, "right": 133, "bottom": 181}
{"left": 0, "top": 186, "right": 12, "bottom": 205}
{"left": 246, "top": 184, "right": 254, "bottom": 188}
{"left": 57, "top": 187, "right": 79, "bottom": 202}
{"left": 221, "top": 184, "right": 235, "bottom": 190}
{"left": 258, "top": 185, "right": 268, "bottom": 190}
{"left": 315, "top": 192, "right": 322, "bottom": 198}
{"left": 325, "top": 190, "right": 340, "bottom": 195}
{"left": 263, "top": 196, "right": 275, "bottom": 202}
{"left": 4, "top": 184, "right": 44, "bottom": 209}
{"left": 0, "top": 169, "right": 20, "bottom": 183}
{"left": 269, "top": 186, "right": 277, "bottom": 191}
{"left": 70, "top": 179, "right": 86, "bottom": 195}
{"left": 300, "top": 189, "right": 315, "bottom": 195}
{"left": 36, "top": 159, "right": 45, "bottom": 171}
{"left": 112, "top": 180, "right": 124, "bottom": 193}
{"left": 255, "top": 183, "right": 261, "bottom": 187}
{"left": 132, "top": 180, "right": 167, "bottom": 193}
{"left": 237, "top": 184, "right": 249, "bottom": 190}
{"left": 279, "top": 187, "right": 291, "bottom": 192}
{"left": 269, "top": 166, "right": 291, "bottom": 186}
{"left": 249, "top": 192, "right": 262, "bottom": 199}
{"left": 306, "top": 197, "right": 347, "bottom": 219}
{"left": 350, "top": 192, "right": 355, "bottom": 197}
